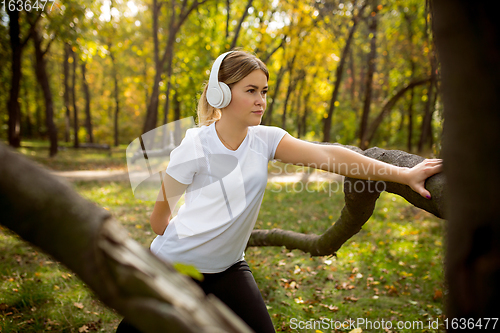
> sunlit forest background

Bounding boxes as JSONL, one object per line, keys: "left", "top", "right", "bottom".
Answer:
{"left": 1, "top": 0, "right": 441, "bottom": 155}
{"left": 0, "top": 1, "right": 450, "bottom": 331}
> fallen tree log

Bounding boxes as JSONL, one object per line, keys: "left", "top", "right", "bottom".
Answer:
{"left": 0, "top": 143, "right": 252, "bottom": 333}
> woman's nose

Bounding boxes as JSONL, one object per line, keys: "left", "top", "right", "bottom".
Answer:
{"left": 256, "top": 94, "right": 265, "bottom": 105}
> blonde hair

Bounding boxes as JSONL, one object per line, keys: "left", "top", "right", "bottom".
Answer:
{"left": 197, "top": 50, "right": 269, "bottom": 127}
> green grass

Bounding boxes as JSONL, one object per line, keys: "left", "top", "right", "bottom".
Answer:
{"left": 251, "top": 182, "right": 445, "bottom": 332}
{"left": 0, "top": 144, "right": 446, "bottom": 332}
{"left": 11, "top": 139, "right": 128, "bottom": 171}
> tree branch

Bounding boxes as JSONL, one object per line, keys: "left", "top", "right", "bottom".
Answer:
{"left": 262, "top": 35, "right": 285, "bottom": 64}
{"left": 0, "top": 143, "right": 252, "bottom": 333}
{"left": 247, "top": 144, "right": 445, "bottom": 256}
{"left": 230, "top": 0, "right": 253, "bottom": 50}
{"left": 366, "top": 77, "right": 432, "bottom": 144}
{"left": 42, "top": 34, "right": 57, "bottom": 57}
{"left": 21, "top": 11, "right": 44, "bottom": 48}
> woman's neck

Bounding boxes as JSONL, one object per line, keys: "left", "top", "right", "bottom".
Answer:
{"left": 215, "top": 118, "right": 248, "bottom": 151}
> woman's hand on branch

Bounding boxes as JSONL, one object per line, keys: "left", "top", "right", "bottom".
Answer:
{"left": 405, "top": 159, "right": 443, "bottom": 199}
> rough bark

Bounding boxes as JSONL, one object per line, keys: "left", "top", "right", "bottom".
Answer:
{"left": 432, "top": 0, "right": 500, "bottom": 322}
{"left": 322, "top": 3, "right": 367, "bottom": 142}
{"left": 0, "top": 143, "right": 253, "bottom": 333}
{"left": 248, "top": 144, "right": 445, "bottom": 255}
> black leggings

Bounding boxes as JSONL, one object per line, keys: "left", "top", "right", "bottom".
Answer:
{"left": 116, "top": 260, "right": 275, "bottom": 333}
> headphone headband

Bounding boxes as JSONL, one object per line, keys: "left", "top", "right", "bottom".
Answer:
{"left": 207, "top": 51, "right": 234, "bottom": 108}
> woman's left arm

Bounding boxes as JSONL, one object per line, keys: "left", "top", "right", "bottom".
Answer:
{"left": 274, "top": 134, "right": 443, "bottom": 199}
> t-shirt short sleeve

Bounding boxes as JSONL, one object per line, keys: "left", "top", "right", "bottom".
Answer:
{"left": 166, "top": 128, "right": 203, "bottom": 185}
{"left": 264, "top": 126, "right": 287, "bottom": 160}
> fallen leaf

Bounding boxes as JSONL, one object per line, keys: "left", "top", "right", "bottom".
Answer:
{"left": 344, "top": 296, "right": 359, "bottom": 302}
{"left": 74, "top": 302, "right": 84, "bottom": 309}
{"left": 433, "top": 289, "right": 443, "bottom": 300}
{"left": 320, "top": 303, "right": 339, "bottom": 312}
{"left": 78, "top": 325, "right": 89, "bottom": 333}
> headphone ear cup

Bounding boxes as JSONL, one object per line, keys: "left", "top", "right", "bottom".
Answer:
{"left": 207, "top": 86, "right": 223, "bottom": 108}
{"left": 219, "top": 82, "right": 232, "bottom": 108}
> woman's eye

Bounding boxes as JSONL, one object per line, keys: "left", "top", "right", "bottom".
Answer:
{"left": 262, "top": 90, "right": 268, "bottom": 95}
{"left": 247, "top": 89, "right": 255, "bottom": 93}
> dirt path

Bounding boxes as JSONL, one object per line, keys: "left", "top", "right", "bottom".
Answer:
{"left": 51, "top": 169, "right": 343, "bottom": 183}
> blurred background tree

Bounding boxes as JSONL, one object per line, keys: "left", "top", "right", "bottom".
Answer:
{"left": 0, "top": 0, "right": 442, "bottom": 157}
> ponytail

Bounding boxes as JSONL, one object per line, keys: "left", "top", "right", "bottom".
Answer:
{"left": 197, "top": 84, "right": 221, "bottom": 127}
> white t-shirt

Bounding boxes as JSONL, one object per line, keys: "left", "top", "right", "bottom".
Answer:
{"left": 150, "top": 121, "right": 287, "bottom": 273}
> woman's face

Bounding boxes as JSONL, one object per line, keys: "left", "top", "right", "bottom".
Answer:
{"left": 223, "top": 69, "right": 268, "bottom": 127}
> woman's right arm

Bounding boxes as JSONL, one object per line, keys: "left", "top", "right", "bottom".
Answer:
{"left": 150, "top": 173, "right": 188, "bottom": 235}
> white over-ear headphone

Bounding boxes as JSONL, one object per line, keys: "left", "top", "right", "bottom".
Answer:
{"left": 206, "top": 51, "right": 233, "bottom": 109}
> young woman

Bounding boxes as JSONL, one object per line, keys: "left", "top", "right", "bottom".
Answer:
{"left": 118, "top": 50, "right": 442, "bottom": 333}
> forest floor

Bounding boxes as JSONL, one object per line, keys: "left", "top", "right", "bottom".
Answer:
{"left": 50, "top": 167, "right": 343, "bottom": 183}
{"left": 1, "top": 141, "right": 446, "bottom": 333}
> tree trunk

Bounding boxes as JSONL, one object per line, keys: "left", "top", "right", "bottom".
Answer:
{"left": 142, "top": 0, "right": 162, "bottom": 134}
{"left": 432, "top": 0, "right": 500, "bottom": 322}
{"left": 0, "top": 143, "right": 253, "bottom": 333}
{"left": 173, "top": 91, "right": 183, "bottom": 145}
{"left": 407, "top": 85, "right": 415, "bottom": 152}
{"left": 299, "top": 90, "right": 312, "bottom": 138}
{"left": 322, "top": 3, "right": 367, "bottom": 142}
{"left": 281, "top": 54, "right": 297, "bottom": 131}
{"left": 403, "top": 10, "right": 416, "bottom": 152}
{"left": 109, "top": 51, "right": 120, "bottom": 146}
{"left": 349, "top": 48, "right": 356, "bottom": 108}
{"left": 33, "top": 28, "right": 57, "bottom": 157}
{"left": 143, "top": 0, "right": 204, "bottom": 135}
{"left": 63, "top": 43, "right": 72, "bottom": 143}
{"left": 295, "top": 78, "right": 304, "bottom": 138}
{"left": 225, "top": 0, "right": 230, "bottom": 40}
{"left": 33, "top": 27, "right": 58, "bottom": 157}
{"left": 7, "top": 9, "right": 22, "bottom": 148}
{"left": 71, "top": 48, "right": 79, "bottom": 148}
{"left": 357, "top": 50, "right": 366, "bottom": 113}
{"left": 35, "top": 83, "right": 43, "bottom": 137}
{"left": 230, "top": 0, "right": 253, "bottom": 50}
{"left": 22, "top": 76, "right": 33, "bottom": 138}
{"left": 81, "top": 62, "right": 94, "bottom": 144}
{"left": 418, "top": 55, "right": 437, "bottom": 153}
{"left": 262, "top": 65, "right": 286, "bottom": 126}
{"left": 358, "top": 4, "right": 378, "bottom": 150}
{"left": 365, "top": 78, "right": 431, "bottom": 145}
